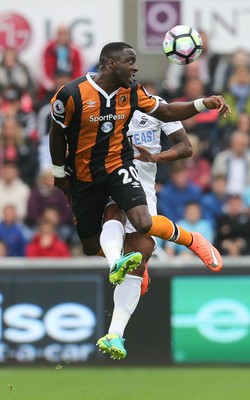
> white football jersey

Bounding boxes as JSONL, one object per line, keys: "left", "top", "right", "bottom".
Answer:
{"left": 125, "top": 98, "right": 183, "bottom": 233}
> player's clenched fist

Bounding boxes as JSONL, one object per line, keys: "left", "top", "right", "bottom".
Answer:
{"left": 54, "top": 176, "right": 72, "bottom": 206}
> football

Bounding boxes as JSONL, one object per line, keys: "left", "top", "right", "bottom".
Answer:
{"left": 162, "top": 25, "right": 203, "bottom": 65}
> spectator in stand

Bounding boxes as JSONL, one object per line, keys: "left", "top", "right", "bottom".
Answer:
{"left": 41, "top": 206, "right": 78, "bottom": 245}
{"left": 0, "top": 204, "right": 27, "bottom": 256}
{"left": 165, "top": 201, "right": 214, "bottom": 258}
{"left": 185, "top": 134, "right": 211, "bottom": 192}
{"left": 0, "top": 47, "right": 35, "bottom": 99}
{"left": 161, "top": 30, "right": 228, "bottom": 99}
{"left": 172, "top": 77, "right": 220, "bottom": 160}
{"left": 201, "top": 174, "right": 228, "bottom": 229}
{"left": 0, "top": 240, "right": 8, "bottom": 257}
{"left": 0, "top": 161, "right": 30, "bottom": 222}
{"left": 0, "top": 115, "right": 38, "bottom": 186}
{"left": 26, "top": 169, "right": 73, "bottom": 243}
{"left": 0, "top": 85, "right": 37, "bottom": 140}
{"left": 219, "top": 63, "right": 250, "bottom": 137}
{"left": 157, "top": 160, "right": 202, "bottom": 223}
{"left": 26, "top": 217, "right": 71, "bottom": 258}
{"left": 38, "top": 24, "right": 84, "bottom": 103}
{"left": 243, "top": 186, "right": 250, "bottom": 211}
{"left": 236, "top": 112, "right": 250, "bottom": 135}
{"left": 211, "top": 130, "right": 250, "bottom": 196}
{"left": 223, "top": 49, "right": 250, "bottom": 89}
{"left": 214, "top": 194, "right": 250, "bottom": 256}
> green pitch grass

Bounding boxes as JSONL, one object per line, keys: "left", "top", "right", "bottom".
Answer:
{"left": 1, "top": 366, "right": 250, "bottom": 400}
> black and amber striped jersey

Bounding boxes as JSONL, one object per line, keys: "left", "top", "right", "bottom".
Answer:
{"left": 51, "top": 72, "right": 159, "bottom": 182}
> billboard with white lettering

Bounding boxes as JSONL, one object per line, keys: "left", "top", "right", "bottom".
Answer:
{"left": 1, "top": 262, "right": 250, "bottom": 365}
{"left": 0, "top": 0, "right": 123, "bottom": 78}
{"left": 138, "top": 0, "right": 250, "bottom": 53}
{"left": 0, "top": 273, "right": 104, "bottom": 363}
{"left": 171, "top": 276, "right": 250, "bottom": 363}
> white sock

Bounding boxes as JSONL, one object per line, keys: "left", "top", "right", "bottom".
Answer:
{"left": 100, "top": 220, "right": 125, "bottom": 269}
{"left": 108, "top": 275, "right": 143, "bottom": 337}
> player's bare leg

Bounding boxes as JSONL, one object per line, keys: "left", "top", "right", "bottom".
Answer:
{"left": 80, "top": 233, "right": 102, "bottom": 256}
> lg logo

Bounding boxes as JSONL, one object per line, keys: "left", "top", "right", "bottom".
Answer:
{"left": 0, "top": 12, "right": 31, "bottom": 51}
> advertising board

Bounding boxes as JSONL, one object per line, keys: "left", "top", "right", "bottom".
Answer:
{"left": 171, "top": 276, "right": 250, "bottom": 363}
{"left": 0, "top": 272, "right": 104, "bottom": 364}
{"left": 0, "top": 0, "right": 123, "bottom": 75}
{"left": 138, "top": 0, "right": 250, "bottom": 53}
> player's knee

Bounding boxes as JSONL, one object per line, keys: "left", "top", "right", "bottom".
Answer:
{"left": 129, "top": 214, "right": 152, "bottom": 234}
{"left": 82, "top": 247, "right": 95, "bottom": 256}
{"left": 136, "top": 221, "right": 152, "bottom": 234}
{"left": 103, "top": 203, "right": 125, "bottom": 224}
{"left": 81, "top": 240, "right": 100, "bottom": 256}
{"left": 126, "top": 206, "right": 152, "bottom": 234}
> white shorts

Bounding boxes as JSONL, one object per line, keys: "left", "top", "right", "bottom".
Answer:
{"left": 125, "top": 167, "right": 157, "bottom": 233}
{"left": 125, "top": 162, "right": 157, "bottom": 248}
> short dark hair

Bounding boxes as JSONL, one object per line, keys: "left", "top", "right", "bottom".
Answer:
{"left": 99, "top": 42, "right": 134, "bottom": 65}
{"left": 3, "top": 160, "right": 18, "bottom": 169}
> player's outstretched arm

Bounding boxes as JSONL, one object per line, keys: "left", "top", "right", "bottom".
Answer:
{"left": 203, "top": 95, "right": 231, "bottom": 117}
{"left": 151, "top": 95, "right": 231, "bottom": 123}
{"left": 134, "top": 127, "right": 192, "bottom": 163}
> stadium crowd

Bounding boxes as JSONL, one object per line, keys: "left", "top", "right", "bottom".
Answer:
{"left": 0, "top": 27, "right": 250, "bottom": 258}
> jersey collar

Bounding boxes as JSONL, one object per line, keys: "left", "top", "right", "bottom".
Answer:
{"left": 86, "top": 72, "right": 121, "bottom": 107}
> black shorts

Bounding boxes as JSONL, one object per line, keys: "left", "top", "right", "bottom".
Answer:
{"left": 71, "top": 162, "right": 147, "bottom": 238}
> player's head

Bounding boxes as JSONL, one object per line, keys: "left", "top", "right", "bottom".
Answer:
{"left": 99, "top": 42, "right": 134, "bottom": 65}
{"left": 99, "top": 42, "right": 138, "bottom": 88}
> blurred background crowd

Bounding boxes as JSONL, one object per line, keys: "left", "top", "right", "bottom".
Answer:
{"left": 0, "top": 24, "right": 250, "bottom": 259}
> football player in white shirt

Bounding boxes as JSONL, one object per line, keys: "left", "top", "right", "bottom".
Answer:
{"left": 97, "top": 97, "right": 193, "bottom": 359}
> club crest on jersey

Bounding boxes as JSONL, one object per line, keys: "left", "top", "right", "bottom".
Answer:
{"left": 101, "top": 121, "right": 113, "bottom": 133}
{"left": 118, "top": 95, "right": 128, "bottom": 107}
{"left": 138, "top": 116, "right": 148, "bottom": 126}
{"left": 53, "top": 99, "right": 65, "bottom": 114}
